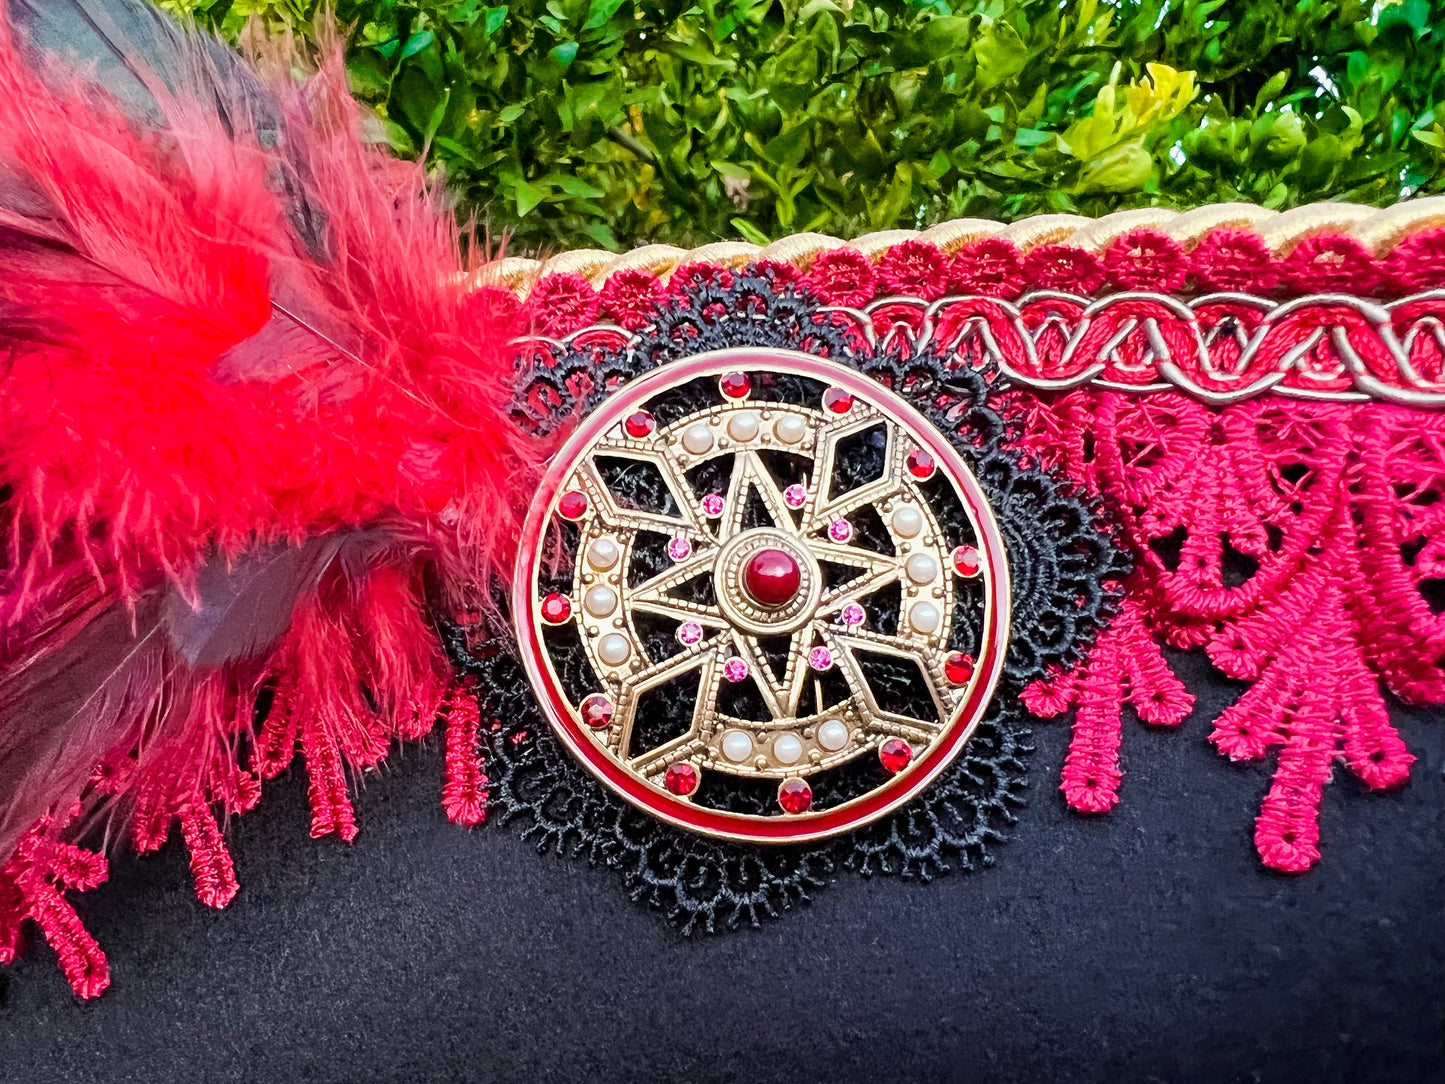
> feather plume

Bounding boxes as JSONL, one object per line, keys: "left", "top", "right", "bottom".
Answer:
{"left": 162, "top": 533, "right": 390, "bottom": 669}
{"left": 0, "top": 0, "right": 536, "bottom": 983}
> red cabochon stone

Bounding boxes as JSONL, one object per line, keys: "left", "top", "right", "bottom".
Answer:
{"left": 743, "top": 548, "right": 802, "bottom": 607}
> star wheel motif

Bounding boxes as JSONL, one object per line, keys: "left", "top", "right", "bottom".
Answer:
{"left": 515, "top": 351, "right": 1009, "bottom": 841}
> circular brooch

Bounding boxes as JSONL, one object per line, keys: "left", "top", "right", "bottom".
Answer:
{"left": 514, "top": 349, "right": 1011, "bottom": 842}
{"left": 467, "top": 263, "right": 1124, "bottom": 930}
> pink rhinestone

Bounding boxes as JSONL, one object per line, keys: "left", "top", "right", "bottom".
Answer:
{"left": 828, "top": 518, "right": 853, "bottom": 543}
{"left": 808, "top": 646, "right": 834, "bottom": 672}
{"left": 667, "top": 535, "right": 692, "bottom": 561}
{"left": 783, "top": 484, "right": 807, "bottom": 509}
{"left": 677, "top": 622, "right": 704, "bottom": 647}
{"left": 722, "top": 657, "right": 749, "bottom": 683}
{"left": 840, "top": 603, "right": 866, "bottom": 628}
{"left": 700, "top": 493, "right": 725, "bottom": 518}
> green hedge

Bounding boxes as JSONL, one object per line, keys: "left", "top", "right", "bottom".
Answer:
{"left": 171, "top": 1, "right": 1445, "bottom": 255}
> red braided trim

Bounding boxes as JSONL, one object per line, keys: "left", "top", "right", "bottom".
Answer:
{"left": 441, "top": 684, "right": 488, "bottom": 828}
{"left": 0, "top": 812, "right": 109, "bottom": 998}
{"left": 178, "top": 801, "right": 239, "bottom": 909}
{"left": 2, "top": 565, "right": 464, "bottom": 997}
{"left": 508, "top": 226, "right": 1445, "bottom": 349}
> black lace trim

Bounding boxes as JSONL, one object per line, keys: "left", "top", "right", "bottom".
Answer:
{"left": 456, "top": 266, "right": 1128, "bottom": 932}
{"left": 447, "top": 622, "right": 1031, "bottom": 932}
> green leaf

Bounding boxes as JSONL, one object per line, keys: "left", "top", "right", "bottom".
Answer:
{"left": 399, "top": 31, "right": 434, "bottom": 62}
{"left": 173, "top": 0, "right": 1445, "bottom": 256}
{"left": 1298, "top": 133, "right": 1342, "bottom": 187}
{"left": 1379, "top": 0, "right": 1432, "bottom": 37}
{"left": 798, "top": 0, "right": 842, "bottom": 19}
{"left": 760, "top": 125, "right": 810, "bottom": 168}
{"left": 584, "top": 0, "right": 627, "bottom": 32}
{"left": 346, "top": 53, "right": 391, "bottom": 100}
{"left": 505, "top": 174, "right": 547, "bottom": 217}
{"left": 974, "top": 22, "right": 1027, "bottom": 90}
{"left": 1077, "top": 140, "right": 1153, "bottom": 192}
{"left": 663, "top": 41, "right": 736, "bottom": 70}
{"left": 895, "top": 16, "right": 968, "bottom": 68}
{"left": 1346, "top": 51, "right": 1368, "bottom": 88}
{"left": 550, "top": 174, "right": 608, "bottom": 199}
{"left": 1253, "top": 71, "right": 1290, "bottom": 111}
{"left": 580, "top": 220, "right": 620, "bottom": 249}
{"left": 732, "top": 217, "right": 771, "bottom": 244}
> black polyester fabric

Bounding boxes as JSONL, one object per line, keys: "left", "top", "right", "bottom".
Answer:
{"left": 0, "top": 650, "right": 1440, "bottom": 1083}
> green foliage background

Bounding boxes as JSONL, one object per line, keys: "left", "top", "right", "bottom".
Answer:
{"left": 170, "top": 0, "right": 1445, "bottom": 256}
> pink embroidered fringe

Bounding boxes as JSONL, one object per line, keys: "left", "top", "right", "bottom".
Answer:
{"left": 504, "top": 225, "right": 1445, "bottom": 875}
{"left": 1014, "top": 394, "right": 1433, "bottom": 873}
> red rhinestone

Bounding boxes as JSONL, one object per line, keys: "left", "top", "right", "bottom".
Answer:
{"left": 906, "top": 448, "right": 936, "bottom": 479}
{"left": 822, "top": 387, "right": 854, "bottom": 413}
{"left": 743, "top": 548, "right": 802, "bottom": 608}
{"left": 664, "top": 761, "right": 699, "bottom": 796}
{"left": 777, "top": 778, "right": 812, "bottom": 815}
{"left": 579, "top": 694, "right": 613, "bottom": 728}
{"left": 624, "top": 410, "right": 656, "bottom": 438}
{"left": 953, "top": 545, "right": 983, "bottom": 578}
{"left": 719, "top": 371, "right": 752, "bottom": 398}
{"left": 943, "top": 652, "right": 975, "bottom": 685}
{"left": 879, "top": 738, "right": 913, "bottom": 774}
{"left": 540, "top": 593, "right": 572, "bottom": 624}
{"left": 558, "top": 490, "right": 589, "bottom": 519}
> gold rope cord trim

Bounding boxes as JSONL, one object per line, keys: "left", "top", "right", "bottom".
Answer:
{"left": 472, "top": 197, "right": 1445, "bottom": 298}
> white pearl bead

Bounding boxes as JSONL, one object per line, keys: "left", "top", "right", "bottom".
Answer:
{"left": 681, "top": 423, "right": 715, "bottom": 455}
{"left": 597, "top": 633, "right": 631, "bottom": 665}
{"left": 584, "top": 585, "right": 617, "bottom": 617}
{"left": 727, "top": 412, "right": 760, "bottom": 442}
{"left": 909, "top": 601, "right": 942, "bottom": 634}
{"left": 891, "top": 505, "right": 923, "bottom": 538}
{"left": 905, "top": 553, "right": 938, "bottom": 585}
{"left": 720, "top": 730, "right": 753, "bottom": 763}
{"left": 773, "top": 414, "right": 807, "bottom": 444}
{"left": 772, "top": 733, "right": 804, "bottom": 765}
{"left": 587, "top": 537, "right": 620, "bottom": 571}
{"left": 817, "top": 720, "right": 849, "bottom": 752}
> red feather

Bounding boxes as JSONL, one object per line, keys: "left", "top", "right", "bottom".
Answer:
{"left": 0, "top": 0, "right": 535, "bottom": 992}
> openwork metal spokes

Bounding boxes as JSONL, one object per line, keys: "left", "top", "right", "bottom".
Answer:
{"left": 514, "top": 350, "right": 1010, "bottom": 842}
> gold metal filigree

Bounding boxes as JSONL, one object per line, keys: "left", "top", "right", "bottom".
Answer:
{"left": 515, "top": 350, "right": 1010, "bottom": 842}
